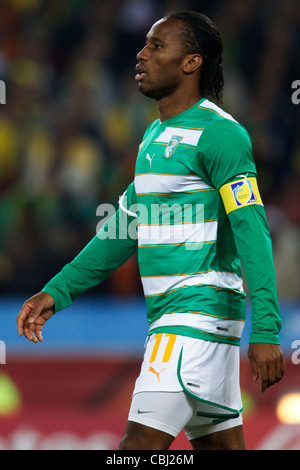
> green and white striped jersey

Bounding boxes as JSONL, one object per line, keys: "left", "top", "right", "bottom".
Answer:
{"left": 120, "top": 98, "right": 257, "bottom": 345}
{"left": 42, "top": 98, "right": 281, "bottom": 346}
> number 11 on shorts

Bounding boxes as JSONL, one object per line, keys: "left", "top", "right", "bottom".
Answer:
{"left": 149, "top": 333, "right": 177, "bottom": 363}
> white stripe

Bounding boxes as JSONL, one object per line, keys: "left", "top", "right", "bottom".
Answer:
{"left": 155, "top": 126, "right": 203, "bottom": 146}
{"left": 135, "top": 174, "right": 213, "bottom": 195}
{"left": 199, "top": 99, "right": 237, "bottom": 122}
{"left": 149, "top": 312, "right": 245, "bottom": 339}
{"left": 142, "top": 270, "right": 244, "bottom": 296}
{"left": 138, "top": 221, "right": 217, "bottom": 245}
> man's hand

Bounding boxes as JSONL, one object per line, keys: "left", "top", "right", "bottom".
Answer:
{"left": 247, "top": 343, "right": 286, "bottom": 393}
{"left": 16, "top": 292, "right": 55, "bottom": 343}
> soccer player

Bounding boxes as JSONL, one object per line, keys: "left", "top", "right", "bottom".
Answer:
{"left": 16, "top": 11, "right": 285, "bottom": 450}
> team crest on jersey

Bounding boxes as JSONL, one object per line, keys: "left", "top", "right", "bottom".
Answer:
{"left": 230, "top": 179, "right": 257, "bottom": 207}
{"left": 165, "top": 135, "right": 183, "bottom": 158}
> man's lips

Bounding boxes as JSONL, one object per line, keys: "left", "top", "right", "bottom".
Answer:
{"left": 135, "top": 64, "right": 147, "bottom": 81}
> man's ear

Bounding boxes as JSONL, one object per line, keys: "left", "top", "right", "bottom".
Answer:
{"left": 183, "top": 54, "right": 203, "bottom": 74}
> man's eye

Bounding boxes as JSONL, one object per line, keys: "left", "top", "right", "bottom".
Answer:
{"left": 144, "top": 41, "right": 162, "bottom": 49}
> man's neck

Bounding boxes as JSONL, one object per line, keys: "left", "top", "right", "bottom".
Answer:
{"left": 157, "top": 89, "right": 202, "bottom": 122}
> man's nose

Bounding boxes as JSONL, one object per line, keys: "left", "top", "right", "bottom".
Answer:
{"left": 136, "top": 45, "right": 149, "bottom": 61}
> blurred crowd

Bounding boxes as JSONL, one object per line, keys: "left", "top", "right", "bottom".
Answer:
{"left": 0, "top": 0, "right": 299, "bottom": 299}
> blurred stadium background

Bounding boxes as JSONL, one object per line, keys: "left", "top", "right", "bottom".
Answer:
{"left": 0, "top": 0, "right": 299, "bottom": 450}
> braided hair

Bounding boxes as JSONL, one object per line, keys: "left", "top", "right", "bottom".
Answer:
{"left": 165, "top": 11, "right": 225, "bottom": 103}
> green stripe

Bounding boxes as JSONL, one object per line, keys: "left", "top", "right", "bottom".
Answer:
{"left": 137, "top": 145, "right": 199, "bottom": 175}
{"left": 157, "top": 309, "right": 245, "bottom": 323}
{"left": 196, "top": 411, "right": 240, "bottom": 420}
{"left": 134, "top": 196, "right": 217, "bottom": 225}
{"left": 135, "top": 194, "right": 218, "bottom": 226}
{"left": 138, "top": 243, "right": 216, "bottom": 276}
{"left": 145, "top": 284, "right": 246, "bottom": 324}
{"left": 136, "top": 155, "right": 190, "bottom": 175}
{"left": 136, "top": 191, "right": 217, "bottom": 210}
{"left": 137, "top": 190, "right": 217, "bottom": 204}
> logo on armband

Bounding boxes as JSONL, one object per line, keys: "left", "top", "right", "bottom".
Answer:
{"left": 230, "top": 180, "right": 257, "bottom": 207}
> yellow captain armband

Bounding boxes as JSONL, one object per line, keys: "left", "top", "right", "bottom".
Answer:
{"left": 219, "top": 177, "right": 263, "bottom": 215}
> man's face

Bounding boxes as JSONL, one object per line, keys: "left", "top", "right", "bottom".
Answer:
{"left": 135, "top": 17, "right": 187, "bottom": 100}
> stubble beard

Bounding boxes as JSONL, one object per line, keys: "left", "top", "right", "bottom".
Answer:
{"left": 138, "top": 80, "right": 179, "bottom": 101}
{"left": 137, "top": 65, "right": 183, "bottom": 100}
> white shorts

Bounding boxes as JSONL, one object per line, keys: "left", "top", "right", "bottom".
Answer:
{"left": 128, "top": 333, "right": 243, "bottom": 440}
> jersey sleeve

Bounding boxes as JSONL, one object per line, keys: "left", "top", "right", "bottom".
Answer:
{"left": 197, "top": 119, "right": 282, "bottom": 344}
{"left": 42, "top": 182, "right": 138, "bottom": 312}
{"left": 228, "top": 204, "right": 281, "bottom": 344}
